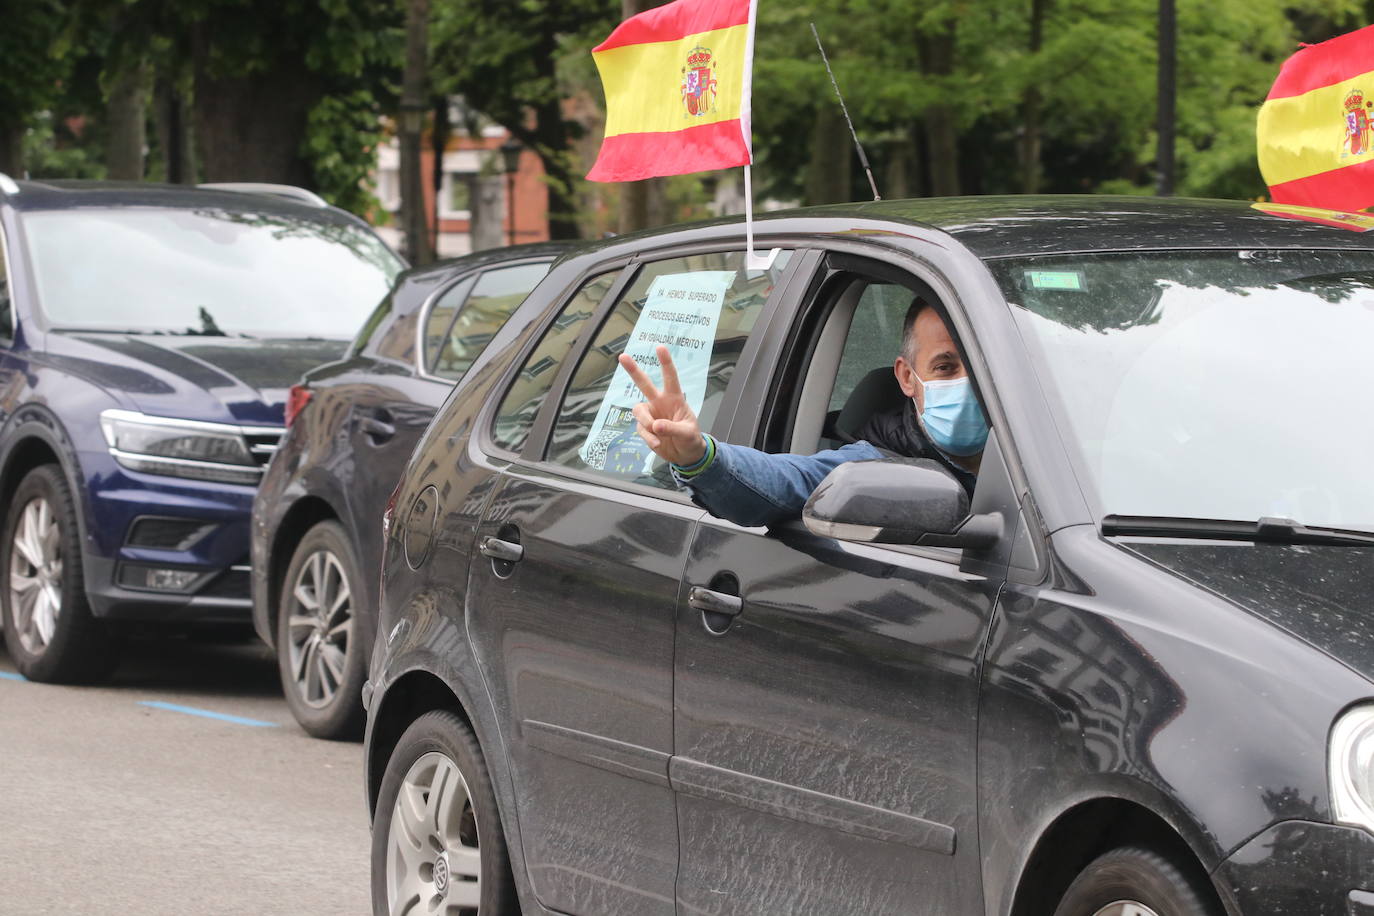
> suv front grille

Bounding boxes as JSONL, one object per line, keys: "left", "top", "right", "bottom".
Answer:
{"left": 243, "top": 429, "right": 283, "bottom": 467}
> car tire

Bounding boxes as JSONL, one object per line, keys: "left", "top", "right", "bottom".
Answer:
{"left": 1053, "top": 846, "right": 1222, "bottom": 916}
{"left": 0, "top": 464, "right": 119, "bottom": 683}
{"left": 277, "top": 520, "right": 371, "bottom": 740}
{"left": 371, "top": 710, "right": 518, "bottom": 916}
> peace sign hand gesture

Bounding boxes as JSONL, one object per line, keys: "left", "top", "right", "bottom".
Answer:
{"left": 618, "top": 345, "right": 707, "bottom": 467}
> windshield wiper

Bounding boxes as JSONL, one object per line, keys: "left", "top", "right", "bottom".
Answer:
{"left": 1101, "top": 515, "right": 1374, "bottom": 546}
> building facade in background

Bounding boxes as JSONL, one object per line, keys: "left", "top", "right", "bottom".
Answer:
{"left": 372, "top": 120, "right": 549, "bottom": 258}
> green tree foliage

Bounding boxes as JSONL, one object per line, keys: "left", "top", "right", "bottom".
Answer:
{"left": 753, "top": 0, "right": 1363, "bottom": 205}
{"left": 303, "top": 90, "right": 388, "bottom": 217}
{"left": 10, "top": 0, "right": 401, "bottom": 214}
{"left": 0, "top": 0, "right": 77, "bottom": 173}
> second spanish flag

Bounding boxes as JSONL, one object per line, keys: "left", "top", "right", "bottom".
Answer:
{"left": 1259, "top": 24, "right": 1374, "bottom": 210}
{"left": 587, "top": 0, "right": 755, "bottom": 183}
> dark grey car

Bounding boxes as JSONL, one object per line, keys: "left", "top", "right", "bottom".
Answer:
{"left": 363, "top": 197, "right": 1374, "bottom": 916}
{"left": 251, "top": 242, "right": 572, "bottom": 739}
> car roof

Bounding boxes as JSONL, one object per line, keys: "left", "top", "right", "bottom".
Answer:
{"left": 801, "top": 195, "right": 1374, "bottom": 259}
{"left": 4, "top": 178, "right": 368, "bottom": 229}
{"left": 397, "top": 240, "right": 581, "bottom": 287}
{"left": 568, "top": 195, "right": 1374, "bottom": 263}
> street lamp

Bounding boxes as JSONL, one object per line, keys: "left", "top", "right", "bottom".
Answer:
{"left": 500, "top": 139, "right": 522, "bottom": 246}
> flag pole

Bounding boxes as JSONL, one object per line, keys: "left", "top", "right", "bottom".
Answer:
{"left": 742, "top": 0, "right": 778, "bottom": 270}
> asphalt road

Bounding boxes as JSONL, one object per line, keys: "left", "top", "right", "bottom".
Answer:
{"left": 0, "top": 632, "right": 371, "bottom": 916}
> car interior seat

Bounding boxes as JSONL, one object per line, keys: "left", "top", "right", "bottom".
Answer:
{"left": 826, "top": 366, "right": 908, "bottom": 444}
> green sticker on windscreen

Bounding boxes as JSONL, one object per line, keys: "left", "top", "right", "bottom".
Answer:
{"left": 1026, "top": 270, "right": 1085, "bottom": 290}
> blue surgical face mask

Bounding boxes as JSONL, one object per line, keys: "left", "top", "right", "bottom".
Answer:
{"left": 915, "top": 375, "right": 989, "bottom": 457}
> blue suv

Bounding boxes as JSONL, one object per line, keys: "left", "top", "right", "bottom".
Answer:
{"left": 0, "top": 177, "right": 402, "bottom": 682}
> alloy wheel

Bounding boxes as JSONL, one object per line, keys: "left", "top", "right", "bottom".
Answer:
{"left": 386, "top": 751, "right": 482, "bottom": 916}
{"left": 285, "top": 549, "right": 353, "bottom": 708}
{"left": 1092, "top": 904, "right": 1161, "bottom": 916}
{"left": 8, "top": 496, "right": 63, "bottom": 655}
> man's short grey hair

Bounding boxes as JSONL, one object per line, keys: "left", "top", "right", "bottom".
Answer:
{"left": 902, "top": 297, "right": 931, "bottom": 364}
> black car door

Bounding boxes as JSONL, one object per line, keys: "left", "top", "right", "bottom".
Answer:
{"left": 347, "top": 261, "right": 553, "bottom": 580}
{"left": 671, "top": 263, "right": 1018, "bottom": 914}
{"left": 466, "top": 249, "right": 801, "bottom": 915}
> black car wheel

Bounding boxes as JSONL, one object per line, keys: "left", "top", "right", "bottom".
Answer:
{"left": 0, "top": 465, "right": 119, "bottom": 683}
{"left": 1053, "top": 846, "right": 1222, "bottom": 916}
{"left": 277, "top": 520, "right": 370, "bottom": 739}
{"left": 371, "top": 710, "right": 517, "bottom": 916}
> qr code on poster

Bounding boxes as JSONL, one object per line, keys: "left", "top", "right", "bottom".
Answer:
{"left": 581, "top": 429, "right": 618, "bottom": 470}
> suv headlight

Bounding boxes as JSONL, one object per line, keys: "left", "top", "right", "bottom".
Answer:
{"left": 1330, "top": 705, "right": 1374, "bottom": 831}
{"left": 99, "top": 409, "right": 272, "bottom": 486}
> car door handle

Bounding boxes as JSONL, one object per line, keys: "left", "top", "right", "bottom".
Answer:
{"left": 479, "top": 536, "right": 524, "bottom": 563}
{"left": 688, "top": 586, "right": 742, "bottom": 617}
{"left": 361, "top": 415, "right": 396, "bottom": 441}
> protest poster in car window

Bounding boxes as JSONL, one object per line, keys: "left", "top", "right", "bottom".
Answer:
{"left": 578, "top": 270, "right": 734, "bottom": 475}
{"left": 546, "top": 250, "right": 791, "bottom": 488}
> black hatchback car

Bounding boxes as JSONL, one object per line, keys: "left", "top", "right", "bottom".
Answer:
{"left": 363, "top": 197, "right": 1374, "bottom": 916}
{"left": 0, "top": 177, "right": 401, "bottom": 683}
{"left": 251, "top": 241, "right": 572, "bottom": 739}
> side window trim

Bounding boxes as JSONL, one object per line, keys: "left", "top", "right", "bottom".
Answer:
{"left": 474, "top": 257, "right": 637, "bottom": 462}
{"left": 414, "top": 271, "right": 478, "bottom": 380}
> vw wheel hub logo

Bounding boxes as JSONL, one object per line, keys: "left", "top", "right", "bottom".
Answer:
{"left": 433, "top": 852, "right": 450, "bottom": 896}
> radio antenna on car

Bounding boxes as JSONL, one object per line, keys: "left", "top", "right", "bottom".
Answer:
{"left": 811, "top": 23, "right": 881, "bottom": 202}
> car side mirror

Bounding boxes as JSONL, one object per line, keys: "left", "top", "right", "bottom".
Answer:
{"left": 802, "top": 458, "right": 1002, "bottom": 549}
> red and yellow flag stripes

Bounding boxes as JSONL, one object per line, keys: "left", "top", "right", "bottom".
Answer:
{"left": 587, "top": 0, "right": 755, "bottom": 183}
{"left": 1258, "top": 24, "right": 1374, "bottom": 210}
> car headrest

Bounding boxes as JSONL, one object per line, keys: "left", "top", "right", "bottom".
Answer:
{"left": 834, "top": 366, "right": 907, "bottom": 443}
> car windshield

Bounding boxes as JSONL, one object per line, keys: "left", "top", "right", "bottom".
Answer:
{"left": 22, "top": 206, "right": 402, "bottom": 338}
{"left": 993, "top": 248, "right": 1374, "bottom": 531}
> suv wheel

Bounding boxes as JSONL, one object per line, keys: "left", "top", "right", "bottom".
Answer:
{"left": 277, "top": 520, "right": 370, "bottom": 739}
{"left": 371, "top": 710, "right": 517, "bottom": 916}
{"left": 1053, "top": 846, "right": 1222, "bottom": 916}
{"left": 0, "top": 464, "right": 119, "bottom": 682}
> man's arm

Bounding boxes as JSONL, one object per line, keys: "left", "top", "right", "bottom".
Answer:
{"left": 618, "top": 345, "right": 882, "bottom": 526}
{"left": 673, "top": 435, "right": 884, "bottom": 527}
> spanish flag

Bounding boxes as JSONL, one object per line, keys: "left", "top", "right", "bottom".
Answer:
{"left": 1258, "top": 24, "right": 1374, "bottom": 210}
{"left": 587, "top": 0, "right": 756, "bottom": 182}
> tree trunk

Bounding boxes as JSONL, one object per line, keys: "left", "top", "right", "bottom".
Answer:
{"left": 0, "top": 126, "right": 22, "bottom": 178}
{"left": 399, "top": 0, "right": 433, "bottom": 264}
{"left": 804, "top": 104, "right": 852, "bottom": 205}
{"left": 918, "top": 23, "right": 961, "bottom": 197}
{"left": 884, "top": 135, "right": 914, "bottom": 200}
{"left": 1156, "top": 0, "right": 1176, "bottom": 196}
{"left": 191, "top": 42, "right": 321, "bottom": 186}
{"left": 430, "top": 96, "right": 451, "bottom": 256}
{"left": 1019, "top": 0, "right": 1048, "bottom": 194}
{"left": 155, "top": 79, "right": 197, "bottom": 184}
{"left": 106, "top": 61, "right": 148, "bottom": 180}
{"left": 526, "top": 95, "right": 581, "bottom": 241}
{"left": 617, "top": 0, "right": 670, "bottom": 233}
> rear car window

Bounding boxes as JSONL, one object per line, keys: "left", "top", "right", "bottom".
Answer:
{"left": 430, "top": 262, "right": 551, "bottom": 381}
{"left": 489, "top": 270, "right": 619, "bottom": 453}
{"left": 546, "top": 249, "right": 792, "bottom": 489}
{"left": 421, "top": 275, "right": 476, "bottom": 374}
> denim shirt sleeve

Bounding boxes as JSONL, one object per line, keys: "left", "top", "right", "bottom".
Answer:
{"left": 671, "top": 437, "right": 884, "bottom": 527}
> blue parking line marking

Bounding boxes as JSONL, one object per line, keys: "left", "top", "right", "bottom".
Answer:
{"left": 0, "top": 671, "right": 25, "bottom": 681}
{"left": 138, "top": 701, "right": 277, "bottom": 728}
